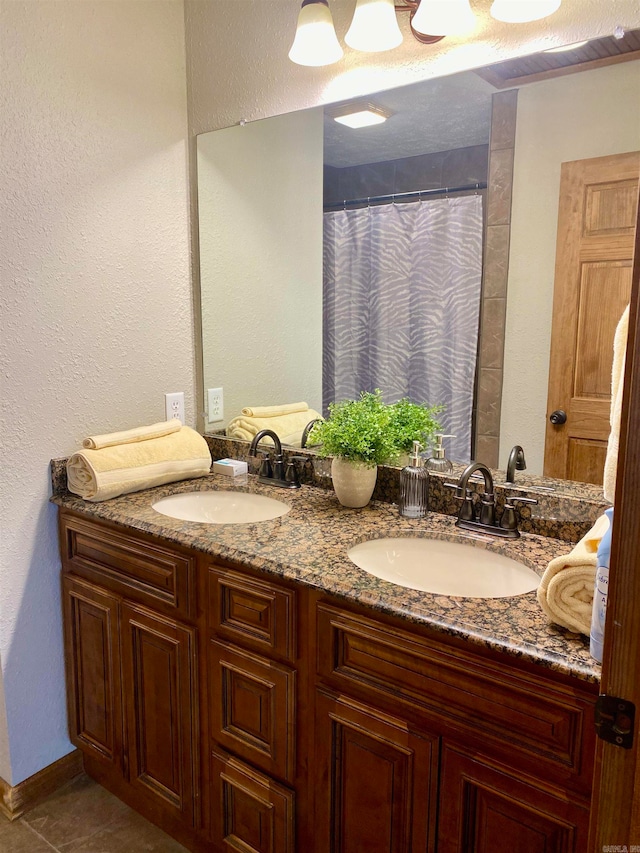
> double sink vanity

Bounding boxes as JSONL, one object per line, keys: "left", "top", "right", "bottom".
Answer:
{"left": 52, "top": 454, "right": 604, "bottom": 853}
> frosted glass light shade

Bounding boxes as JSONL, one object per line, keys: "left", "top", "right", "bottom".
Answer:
{"left": 345, "top": 0, "right": 403, "bottom": 52}
{"left": 288, "top": 0, "right": 343, "bottom": 66}
{"left": 412, "top": 0, "right": 477, "bottom": 37}
{"left": 490, "top": 0, "right": 561, "bottom": 24}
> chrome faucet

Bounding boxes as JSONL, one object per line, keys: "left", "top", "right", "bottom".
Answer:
{"left": 248, "top": 429, "right": 301, "bottom": 489}
{"left": 447, "top": 460, "right": 536, "bottom": 538}
{"left": 506, "top": 445, "right": 526, "bottom": 484}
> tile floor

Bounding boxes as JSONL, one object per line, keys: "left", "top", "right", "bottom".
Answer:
{"left": 0, "top": 773, "right": 188, "bottom": 852}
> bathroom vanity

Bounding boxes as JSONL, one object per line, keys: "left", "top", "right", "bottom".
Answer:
{"left": 55, "top": 475, "right": 599, "bottom": 853}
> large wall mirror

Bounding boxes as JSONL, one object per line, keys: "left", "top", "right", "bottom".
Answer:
{"left": 196, "top": 38, "right": 640, "bottom": 480}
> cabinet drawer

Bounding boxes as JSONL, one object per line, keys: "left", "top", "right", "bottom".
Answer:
{"left": 209, "top": 639, "right": 296, "bottom": 784}
{"left": 61, "top": 514, "right": 194, "bottom": 620}
{"left": 211, "top": 749, "right": 295, "bottom": 853}
{"left": 208, "top": 565, "right": 296, "bottom": 662}
{"left": 317, "top": 603, "right": 595, "bottom": 793}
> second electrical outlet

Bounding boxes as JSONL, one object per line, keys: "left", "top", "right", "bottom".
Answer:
{"left": 208, "top": 387, "right": 224, "bottom": 422}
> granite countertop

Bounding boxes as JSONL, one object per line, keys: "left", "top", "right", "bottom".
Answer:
{"left": 51, "top": 472, "right": 600, "bottom": 685}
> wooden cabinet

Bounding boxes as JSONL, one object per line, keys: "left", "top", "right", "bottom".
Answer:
{"left": 59, "top": 508, "right": 597, "bottom": 853}
{"left": 206, "top": 563, "right": 300, "bottom": 850}
{"left": 314, "top": 688, "right": 438, "bottom": 853}
{"left": 60, "top": 512, "right": 200, "bottom": 848}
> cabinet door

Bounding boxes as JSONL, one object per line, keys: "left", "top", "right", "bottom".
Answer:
{"left": 120, "top": 603, "right": 198, "bottom": 827}
{"left": 438, "top": 743, "right": 590, "bottom": 853}
{"left": 62, "top": 575, "right": 123, "bottom": 770}
{"left": 315, "top": 689, "right": 438, "bottom": 853}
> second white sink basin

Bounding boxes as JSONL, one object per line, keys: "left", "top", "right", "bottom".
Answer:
{"left": 348, "top": 537, "right": 539, "bottom": 598}
{"left": 152, "top": 491, "right": 291, "bottom": 524}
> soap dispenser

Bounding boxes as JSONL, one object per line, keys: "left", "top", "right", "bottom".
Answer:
{"left": 398, "top": 441, "right": 429, "bottom": 518}
{"left": 425, "top": 434, "right": 454, "bottom": 473}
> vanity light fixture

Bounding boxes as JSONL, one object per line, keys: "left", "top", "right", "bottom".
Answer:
{"left": 490, "top": 0, "right": 562, "bottom": 24}
{"left": 288, "top": 0, "right": 343, "bottom": 66}
{"left": 345, "top": 0, "right": 403, "bottom": 52}
{"left": 410, "top": 0, "right": 476, "bottom": 41}
{"left": 288, "top": 0, "right": 564, "bottom": 66}
{"left": 328, "top": 102, "right": 393, "bottom": 128}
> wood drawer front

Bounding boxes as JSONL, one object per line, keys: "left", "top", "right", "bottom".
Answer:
{"left": 317, "top": 604, "right": 594, "bottom": 790}
{"left": 61, "top": 515, "right": 194, "bottom": 619}
{"left": 210, "top": 639, "right": 296, "bottom": 784}
{"left": 211, "top": 749, "right": 295, "bottom": 853}
{"left": 209, "top": 566, "right": 296, "bottom": 662}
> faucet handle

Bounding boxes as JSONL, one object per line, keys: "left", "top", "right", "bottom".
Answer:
{"left": 507, "top": 496, "right": 538, "bottom": 506}
{"left": 258, "top": 453, "right": 273, "bottom": 479}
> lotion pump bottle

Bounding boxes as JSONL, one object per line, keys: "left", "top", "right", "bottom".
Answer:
{"left": 589, "top": 507, "right": 614, "bottom": 663}
{"left": 398, "top": 441, "right": 429, "bottom": 518}
{"left": 425, "top": 434, "right": 454, "bottom": 473}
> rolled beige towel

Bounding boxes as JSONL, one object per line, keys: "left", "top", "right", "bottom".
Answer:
{"left": 603, "top": 305, "right": 629, "bottom": 503}
{"left": 536, "top": 513, "right": 610, "bottom": 636}
{"left": 67, "top": 426, "right": 211, "bottom": 502}
{"left": 83, "top": 419, "right": 181, "bottom": 450}
{"left": 226, "top": 409, "right": 322, "bottom": 445}
{"left": 240, "top": 402, "right": 309, "bottom": 418}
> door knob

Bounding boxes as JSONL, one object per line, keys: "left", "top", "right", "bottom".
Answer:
{"left": 549, "top": 409, "right": 567, "bottom": 425}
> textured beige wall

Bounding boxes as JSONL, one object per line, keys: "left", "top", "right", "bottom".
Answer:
{"left": 500, "top": 61, "right": 640, "bottom": 474}
{"left": 198, "top": 109, "right": 324, "bottom": 429}
{"left": 185, "top": 0, "right": 640, "bottom": 135}
{"left": 0, "top": 0, "right": 191, "bottom": 785}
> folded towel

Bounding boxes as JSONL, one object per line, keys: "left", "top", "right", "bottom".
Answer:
{"left": 240, "top": 402, "right": 309, "bottom": 418}
{"left": 603, "top": 305, "right": 629, "bottom": 503}
{"left": 536, "top": 513, "right": 610, "bottom": 635}
{"left": 83, "top": 419, "right": 181, "bottom": 450}
{"left": 226, "top": 409, "right": 322, "bottom": 447}
{"left": 67, "top": 426, "right": 211, "bottom": 502}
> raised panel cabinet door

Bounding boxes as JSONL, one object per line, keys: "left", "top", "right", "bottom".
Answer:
{"left": 314, "top": 689, "right": 438, "bottom": 853}
{"left": 120, "top": 603, "right": 198, "bottom": 827}
{"left": 438, "top": 743, "right": 590, "bottom": 853}
{"left": 62, "top": 575, "right": 123, "bottom": 769}
{"left": 210, "top": 748, "right": 295, "bottom": 853}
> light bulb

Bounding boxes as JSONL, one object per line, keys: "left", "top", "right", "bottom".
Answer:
{"left": 411, "top": 0, "right": 477, "bottom": 37}
{"left": 490, "top": 0, "right": 562, "bottom": 24}
{"left": 345, "top": 0, "right": 403, "bottom": 53}
{"left": 288, "top": 0, "right": 343, "bottom": 67}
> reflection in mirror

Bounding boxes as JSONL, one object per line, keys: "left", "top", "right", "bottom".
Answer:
{"left": 197, "top": 42, "right": 640, "bottom": 481}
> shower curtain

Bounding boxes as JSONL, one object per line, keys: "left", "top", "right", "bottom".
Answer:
{"left": 323, "top": 194, "right": 483, "bottom": 463}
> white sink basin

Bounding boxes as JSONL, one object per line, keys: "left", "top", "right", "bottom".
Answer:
{"left": 347, "top": 537, "right": 539, "bottom": 598}
{"left": 152, "top": 491, "right": 290, "bottom": 524}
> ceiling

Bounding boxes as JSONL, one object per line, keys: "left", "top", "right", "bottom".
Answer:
{"left": 323, "top": 28, "right": 640, "bottom": 169}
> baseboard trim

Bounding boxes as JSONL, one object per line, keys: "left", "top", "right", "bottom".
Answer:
{"left": 0, "top": 749, "right": 84, "bottom": 821}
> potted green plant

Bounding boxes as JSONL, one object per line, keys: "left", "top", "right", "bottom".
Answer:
{"left": 309, "top": 390, "right": 442, "bottom": 507}
{"left": 387, "top": 398, "right": 443, "bottom": 464}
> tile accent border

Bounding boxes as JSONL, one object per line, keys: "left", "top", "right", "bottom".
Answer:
{"left": 0, "top": 749, "right": 83, "bottom": 821}
{"left": 474, "top": 88, "right": 519, "bottom": 467}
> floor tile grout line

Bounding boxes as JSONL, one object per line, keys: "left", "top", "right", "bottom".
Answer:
{"left": 19, "top": 819, "right": 60, "bottom": 851}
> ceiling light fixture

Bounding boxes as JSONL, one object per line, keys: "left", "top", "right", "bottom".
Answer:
{"left": 490, "top": 0, "right": 561, "bottom": 24}
{"left": 288, "top": 0, "right": 563, "bottom": 67}
{"left": 328, "top": 102, "right": 393, "bottom": 128}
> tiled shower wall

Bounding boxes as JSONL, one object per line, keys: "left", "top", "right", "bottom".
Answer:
{"left": 475, "top": 89, "right": 518, "bottom": 467}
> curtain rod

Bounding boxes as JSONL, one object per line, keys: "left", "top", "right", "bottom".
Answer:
{"left": 324, "top": 181, "right": 487, "bottom": 212}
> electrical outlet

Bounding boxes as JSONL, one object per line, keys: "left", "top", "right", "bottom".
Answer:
{"left": 165, "top": 392, "right": 185, "bottom": 424}
{"left": 208, "top": 387, "right": 224, "bottom": 422}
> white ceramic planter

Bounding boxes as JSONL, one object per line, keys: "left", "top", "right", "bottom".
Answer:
{"left": 331, "top": 457, "right": 378, "bottom": 508}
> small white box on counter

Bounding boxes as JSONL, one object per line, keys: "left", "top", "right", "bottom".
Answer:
{"left": 212, "top": 458, "right": 249, "bottom": 477}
